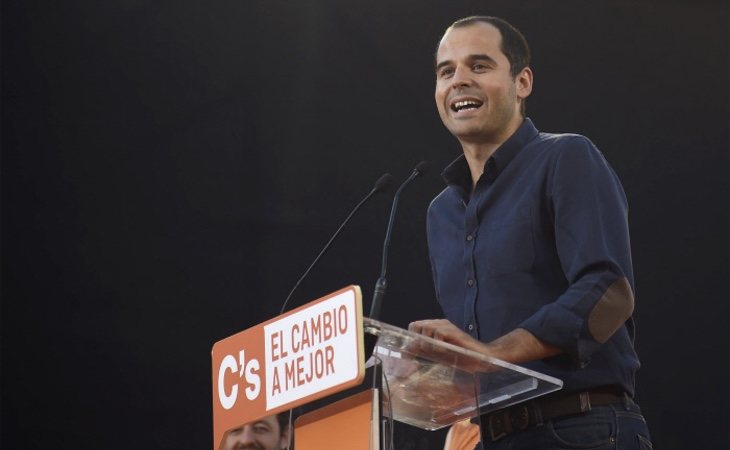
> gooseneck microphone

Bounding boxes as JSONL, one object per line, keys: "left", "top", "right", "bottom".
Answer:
{"left": 279, "top": 173, "right": 393, "bottom": 315}
{"left": 368, "top": 161, "right": 429, "bottom": 320}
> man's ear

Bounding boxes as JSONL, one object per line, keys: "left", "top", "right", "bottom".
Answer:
{"left": 516, "top": 67, "right": 533, "bottom": 100}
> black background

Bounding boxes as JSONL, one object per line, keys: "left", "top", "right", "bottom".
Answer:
{"left": 2, "top": 1, "right": 728, "bottom": 449}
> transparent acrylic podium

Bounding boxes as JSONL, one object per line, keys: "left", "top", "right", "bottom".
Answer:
{"left": 364, "top": 318, "right": 563, "bottom": 431}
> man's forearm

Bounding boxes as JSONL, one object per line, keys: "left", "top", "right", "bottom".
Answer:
{"left": 479, "top": 328, "right": 562, "bottom": 364}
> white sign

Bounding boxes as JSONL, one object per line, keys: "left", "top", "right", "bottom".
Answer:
{"left": 263, "top": 289, "right": 360, "bottom": 409}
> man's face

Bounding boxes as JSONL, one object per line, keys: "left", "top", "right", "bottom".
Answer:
{"left": 223, "top": 416, "right": 287, "bottom": 450}
{"left": 434, "top": 22, "right": 531, "bottom": 145}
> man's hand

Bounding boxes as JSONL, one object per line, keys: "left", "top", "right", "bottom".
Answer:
{"left": 408, "top": 319, "right": 488, "bottom": 354}
{"left": 409, "top": 320, "right": 563, "bottom": 364}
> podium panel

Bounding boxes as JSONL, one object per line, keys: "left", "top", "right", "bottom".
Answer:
{"left": 211, "top": 286, "right": 366, "bottom": 449}
{"left": 295, "top": 389, "right": 380, "bottom": 450}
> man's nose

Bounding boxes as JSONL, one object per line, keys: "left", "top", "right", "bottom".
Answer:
{"left": 450, "top": 65, "right": 472, "bottom": 88}
{"left": 237, "top": 426, "right": 257, "bottom": 445}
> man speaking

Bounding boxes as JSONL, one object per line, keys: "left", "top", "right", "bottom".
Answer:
{"left": 409, "top": 16, "right": 652, "bottom": 449}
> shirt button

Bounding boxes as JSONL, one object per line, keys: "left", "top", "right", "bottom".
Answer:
{"left": 467, "top": 279, "right": 474, "bottom": 287}
{"left": 467, "top": 324, "right": 474, "bottom": 331}
{"left": 466, "top": 234, "right": 473, "bottom": 241}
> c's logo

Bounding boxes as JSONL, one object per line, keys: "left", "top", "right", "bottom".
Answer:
{"left": 217, "top": 350, "right": 261, "bottom": 410}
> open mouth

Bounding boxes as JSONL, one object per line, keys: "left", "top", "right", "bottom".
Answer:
{"left": 451, "top": 99, "right": 483, "bottom": 112}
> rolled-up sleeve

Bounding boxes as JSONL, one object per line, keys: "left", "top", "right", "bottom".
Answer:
{"left": 518, "top": 137, "right": 635, "bottom": 363}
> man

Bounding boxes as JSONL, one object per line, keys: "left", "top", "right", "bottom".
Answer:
{"left": 222, "top": 413, "right": 290, "bottom": 450}
{"left": 409, "top": 16, "right": 652, "bottom": 449}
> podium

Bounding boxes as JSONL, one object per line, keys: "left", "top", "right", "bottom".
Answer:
{"left": 211, "top": 286, "right": 562, "bottom": 450}
{"left": 365, "top": 317, "right": 562, "bottom": 432}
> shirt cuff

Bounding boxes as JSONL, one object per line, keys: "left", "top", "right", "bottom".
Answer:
{"left": 518, "top": 304, "right": 600, "bottom": 365}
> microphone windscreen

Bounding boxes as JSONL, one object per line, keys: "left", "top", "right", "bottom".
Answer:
{"left": 414, "top": 160, "right": 430, "bottom": 176}
{"left": 374, "top": 173, "right": 394, "bottom": 192}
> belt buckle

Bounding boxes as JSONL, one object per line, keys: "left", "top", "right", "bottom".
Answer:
{"left": 487, "top": 405, "right": 530, "bottom": 442}
{"left": 488, "top": 412, "right": 507, "bottom": 441}
{"left": 512, "top": 405, "right": 530, "bottom": 431}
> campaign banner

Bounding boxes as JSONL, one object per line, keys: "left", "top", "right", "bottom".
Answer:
{"left": 211, "top": 286, "right": 365, "bottom": 449}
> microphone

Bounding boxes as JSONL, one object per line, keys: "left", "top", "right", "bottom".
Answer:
{"left": 279, "top": 173, "right": 393, "bottom": 315}
{"left": 368, "top": 161, "right": 429, "bottom": 320}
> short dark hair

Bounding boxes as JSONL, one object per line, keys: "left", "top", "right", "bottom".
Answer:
{"left": 444, "top": 16, "right": 531, "bottom": 79}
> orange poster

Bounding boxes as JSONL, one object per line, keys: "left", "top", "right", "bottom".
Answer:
{"left": 211, "top": 285, "right": 365, "bottom": 449}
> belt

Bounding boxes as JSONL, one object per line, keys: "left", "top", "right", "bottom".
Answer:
{"left": 483, "top": 389, "right": 629, "bottom": 442}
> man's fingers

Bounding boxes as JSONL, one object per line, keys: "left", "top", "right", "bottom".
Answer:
{"left": 409, "top": 319, "right": 456, "bottom": 341}
{"left": 409, "top": 319, "right": 435, "bottom": 334}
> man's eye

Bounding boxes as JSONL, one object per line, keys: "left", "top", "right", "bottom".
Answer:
{"left": 438, "top": 68, "right": 454, "bottom": 78}
{"left": 254, "top": 426, "right": 270, "bottom": 433}
{"left": 473, "top": 64, "right": 486, "bottom": 71}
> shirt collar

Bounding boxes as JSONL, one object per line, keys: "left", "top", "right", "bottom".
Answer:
{"left": 442, "top": 118, "right": 539, "bottom": 190}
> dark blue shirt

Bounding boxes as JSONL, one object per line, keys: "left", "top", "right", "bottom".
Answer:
{"left": 427, "top": 118, "right": 640, "bottom": 395}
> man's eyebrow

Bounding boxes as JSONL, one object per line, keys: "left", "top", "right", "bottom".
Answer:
{"left": 435, "top": 60, "right": 452, "bottom": 71}
{"left": 436, "top": 53, "right": 497, "bottom": 71}
{"left": 468, "top": 54, "right": 497, "bottom": 64}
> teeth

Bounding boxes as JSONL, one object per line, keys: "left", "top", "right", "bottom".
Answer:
{"left": 452, "top": 100, "right": 481, "bottom": 111}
